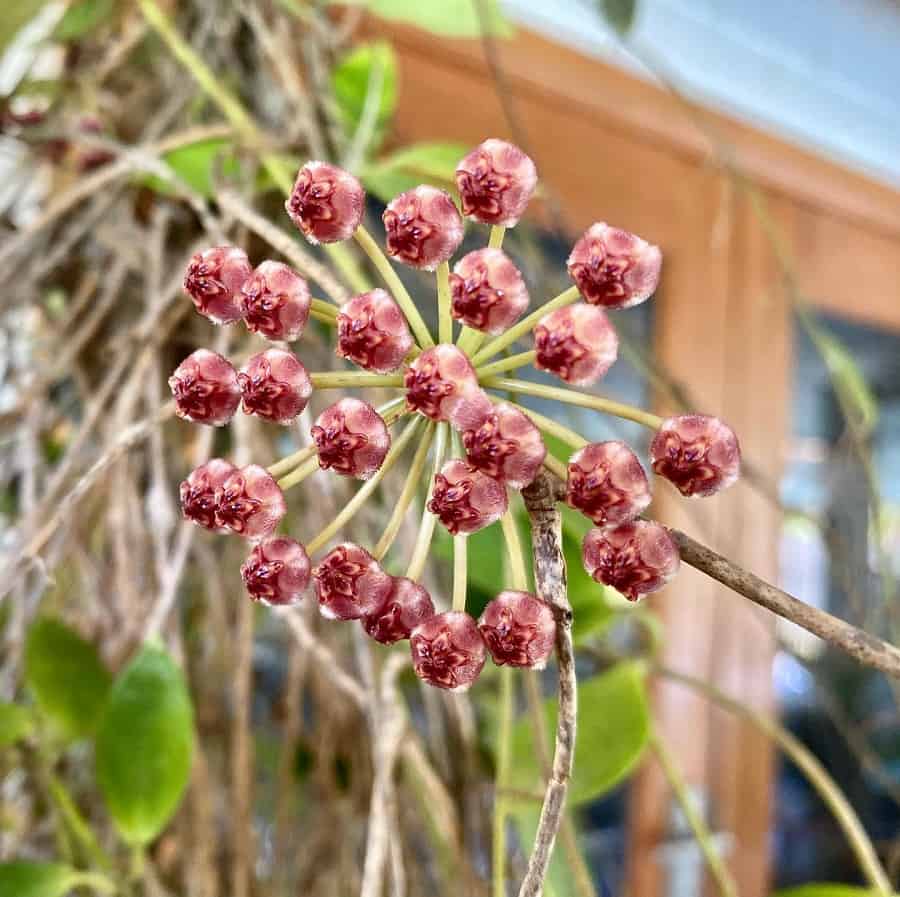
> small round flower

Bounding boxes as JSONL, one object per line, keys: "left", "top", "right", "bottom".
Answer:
{"left": 455, "top": 139, "right": 537, "bottom": 227}
{"left": 404, "top": 345, "right": 492, "bottom": 430}
{"left": 183, "top": 246, "right": 252, "bottom": 324}
{"left": 462, "top": 403, "right": 546, "bottom": 490}
{"left": 449, "top": 248, "right": 529, "bottom": 334}
{"left": 567, "top": 223, "right": 662, "bottom": 309}
{"left": 285, "top": 161, "right": 365, "bottom": 244}
{"left": 566, "top": 441, "right": 651, "bottom": 527}
{"left": 215, "top": 464, "right": 286, "bottom": 541}
{"left": 410, "top": 611, "right": 486, "bottom": 691}
{"left": 238, "top": 349, "right": 312, "bottom": 425}
{"left": 179, "top": 459, "right": 236, "bottom": 530}
{"left": 169, "top": 349, "right": 241, "bottom": 426}
{"left": 363, "top": 577, "right": 435, "bottom": 644}
{"left": 241, "top": 538, "right": 311, "bottom": 606}
{"left": 650, "top": 414, "right": 741, "bottom": 498}
{"left": 312, "top": 543, "right": 393, "bottom": 620}
{"left": 534, "top": 303, "right": 618, "bottom": 386}
{"left": 582, "top": 521, "right": 680, "bottom": 601}
{"left": 383, "top": 186, "right": 463, "bottom": 270}
{"left": 427, "top": 459, "right": 508, "bottom": 535}
{"left": 240, "top": 260, "right": 311, "bottom": 342}
{"left": 311, "top": 398, "right": 391, "bottom": 480}
{"left": 336, "top": 289, "right": 414, "bottom": 373}
{"left": 478, "top": 591, "right": 556, "bottom": 669}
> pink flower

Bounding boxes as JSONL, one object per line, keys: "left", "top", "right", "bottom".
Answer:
{"left": 179, "top": 459, "right": 236, "bottom": 530}
{"left": 449, "top": 248, "right": 529, "bottom": 334}
{"left": 534, "top": 303, "right": 618, "bottom": 386}
{"left": 567, "top": 223, "right": 662, "bottom": 309}
{"left": 478, "top": 591, "right": 556, "bottom": 669}
{"left": 240, "top": 260, "right": 311, "bottom": 342}
{"left": 336, "top": 288, "right": 414, "bottom": 373}
{"left": 285, "top": 161, "right": 365, "bottom": 244}
{"left": 383, "top": 186, "right": 463, "bottom": 270}
{"left": 410, "top": 611, "right": 486, "bottom": 691}
{"left": 582, "top": 521, "right": 680, "bottom": 601}
{"left": 169, "top": 349, "right": 241, "bottom": 426}
{"left": 311, "top": 398, "right": 391, "bottom": 480}
{"left": 363, "top": 578, "right": 435, "bottom": 644}
{"left": 312, "top": 543, "right": 393, "bottom": 620}
{"left": 427, "top": 459, "right": 508, "bottom": 535}
{"left": 238, "top": 349, "right": 312, "bottom": 424}
{"left": 462, "top": 403, "right": 546, "bottom": 490}
{"left": 455, "top": 139, "right": 537, "bottom": 227}
{"left": 241, "top": 538, "right": 311, "bottom": 606}
{"left": 183, "top": 246, "right": 252, "bottom": 324}
{"left": 215, "top": 464, "right": 286, "bottom": 541}
{"left": 566, "top": 441, "right": 651, "bottom": 527}
{"left": 650, "top": 414, "right": 741, "bottom": 497}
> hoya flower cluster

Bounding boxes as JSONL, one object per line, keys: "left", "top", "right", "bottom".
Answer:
{"left": 174, "top": 140, "right": 741, "bottom": 691}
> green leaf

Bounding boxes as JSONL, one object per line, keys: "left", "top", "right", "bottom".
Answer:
{"left": 332, "top": 42, "right": 397, "bottom": 151}
{"left": 331, "top": 0, "right": 512, "bottom": 37}
{"left": 96, "top": 645, "right": 194, "bottom": 845}
{"left": 138, "top": 138, "right": 239, "bottom": 199}
{"left": 52, "top": 0, "right": 117, "bottom": 41}
{"left": 361, "top": 141, "right": 468, "bottom": 203}
{"left": 0, "top": 702, "right": 33, "bottom": 748}
{"left": 772, "top": 887, "right": 890, "bottom": 897}
{"left": 509, "top": 662, "right": 650, "bottom": 805}
{"left": 24, "top": 618, "right": 112, "bottom": 742}
{"left": 599, "top": 0, "right": 638, "bottom": 36}
{"left": 0, "top": 861, "right": 83, "bottom": 897}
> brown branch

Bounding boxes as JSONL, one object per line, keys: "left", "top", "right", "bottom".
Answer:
{"left": 518, "top": 471, "right": 577, "bottom": 897}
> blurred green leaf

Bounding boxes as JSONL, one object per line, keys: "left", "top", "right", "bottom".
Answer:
{"left": 772, "top": 888, "right": 890, "bottom": 897}
{"left": 0, "top": 861, "right": 88, "bottom": 897}
{"left": 599, "top": 0, "right": 637, "bottom": 36}
{"left": 509, "top": 662, "right": 649, "bottom": 805}
{"left": 360, "top": 141, "right": 468, "bottom": 202}
{"left": 332, "top": 42, "right": 396, "bottom": 152}
{"left": 24, "top": 618, "right": 111, "bottom": 742}
{"left": 52, "top": 0, "right": 117, "bottom": 41}
{"left": 1, "top": 1, "right": 51, "bottom": 55}
{"left": 0, "top": 702, "right": 33, "bottom": 748}
{"left": 331, "top": 0, "right": 511, "bottom": 37}
{"left": 139, "top": 138, "right": 239, "bottom": 199}
{"left": 512, "top": 806, "right": 585, "bottom": 896}
{"left": 96, "top": 645, "right": 194, "bottom": 845}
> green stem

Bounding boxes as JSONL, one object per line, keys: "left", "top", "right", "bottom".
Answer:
{"left": 276, "top": 454, "right": 320, "bottom": 491}
{"left": 44, "top": 767, "right": 112, "bottom": 873}
{"left": 649, "top": 729, "right": 738, "bottom": 897}
{"left": 309, "top": 308, "right": 338, "bottom": 326}
{"left": 472, "top": 285, "right": 580, "bottom": 365}
{"left": 437, "top": 261, "right": 452, "bottom": 344}
{"left": 457, "top": 326, "right": 488, "bottom": 356}
{"left": 452, "top": 533, "right": 468, "bottom": 613}
{"left": 306, "top": 418, "right": 423, "bottom": 555}
{"left": 406, "top": 422, "right": 449, "bottom": 580}
{"left": 354, "top": 226, "right": 435, "bottom": 348}
{"left": 501, "top": 509, "right": 529, "bottom": 592}
{"left": 311, "top": 298, "right": 339, "bottom": 318}
{"left": 542, "top": 452, "right": 569, "bottom": 482}
{"left": 504, "top": 400, "right": 586, "bottom": 450}
{"left": 482, "top": 376, "right": 663, "bottom": 430}
{"left": 493, "top": 665, "right": 514, "bottom": 897}
{"left": 476, "top": 350, "right": 537, "bottom": 379}
{"left": 309, "top": 371, "right": 403, "bottom": 389}
{"left": 488, "top": 225, "right": 506, "bottom": 249}
{"left": 69, "top": 871, "right": 117, "bottom": 895}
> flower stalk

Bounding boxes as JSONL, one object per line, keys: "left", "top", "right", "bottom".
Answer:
{"left": 476, "top": 350, "right": 537, "bottom": 379}
{"left": 406, "top": 422, "right": 449, "bottom": 580}
{"left": 437, "top": 261, "right": 452, "bottom": 344}
{"left": 309, "top": 371, "right": 404, "bottom": 389}
{"left": 489, "top": 225, "right": 506, "bottom": 249}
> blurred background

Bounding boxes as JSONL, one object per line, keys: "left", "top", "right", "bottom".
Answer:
{"left": 1, "top": 2, "right": 899, "bottom": 896}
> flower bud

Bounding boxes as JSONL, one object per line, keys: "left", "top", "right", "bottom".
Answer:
{"left": 311, "top": 398, "right": 391, "bottom": 480}
{"left": 449, "top": 248, "right": 529, "bottom": 334}
{"left": 534, "top": 303, "right": 618, "bottom": 386}
{"left": 363, "top": 577, "right": 435, "bottom": 644}
{"left": 336, "top": 288, "right": 414, "bottom": 373}
{"left": 405, "top": 345, "right": 492, "bottom": 430}
{"left": 566, "top": 441, "right": 651, "bottom": 527}
{"left": 455, "top": 139, "right": 537, "bottom": 227}
{"left": 462, "top": 403, "right": 546, "bottom": 490}
{"left": 179, "top": 459, "right": 236, "bottom": 530}
{"left": 238, "top": 349, "right": 312, "bottom": 425}
{"left": 241, "top": 537, "right": 311, "bottom": 606}
{"left": 383, "top": 186, "right": 463, "bottom": 270}
{"left": 650, "top": 414, "right": 741, "bottom": 497}
{"left": 169, "top": 349, "right": 241, "bottom": 426}
{"left": 567, "top": 223, "right": 662, "bottom": 309}
{"left": 312, "top": 543, "right": 393, "bottom": 620}
{"left": 183, "top": 246, "right": 252, "bottom": 324}
{"left": 215, "top": 464, "right": 286, "bottom": 541}
{"left": 427, "top": 459, "right": 508, "bottom": 535}
{"left": 410, "top": 611, "right": 486, "bottom": 691}
{"left": 240, "top": 260, "right": 311, "bottom": 342}
{"left": 478, "top": 591, "right": 556, "bottom": 669}
{"left": 582, "top": 521, "right": 680, "bottom": 601}
{"left": 285, "top": 161, "right": 365, "bottom": 244}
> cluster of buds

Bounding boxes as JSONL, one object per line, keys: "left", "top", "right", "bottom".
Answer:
{"left": 173, "top": 136, "right": 741, "bottom": 691}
